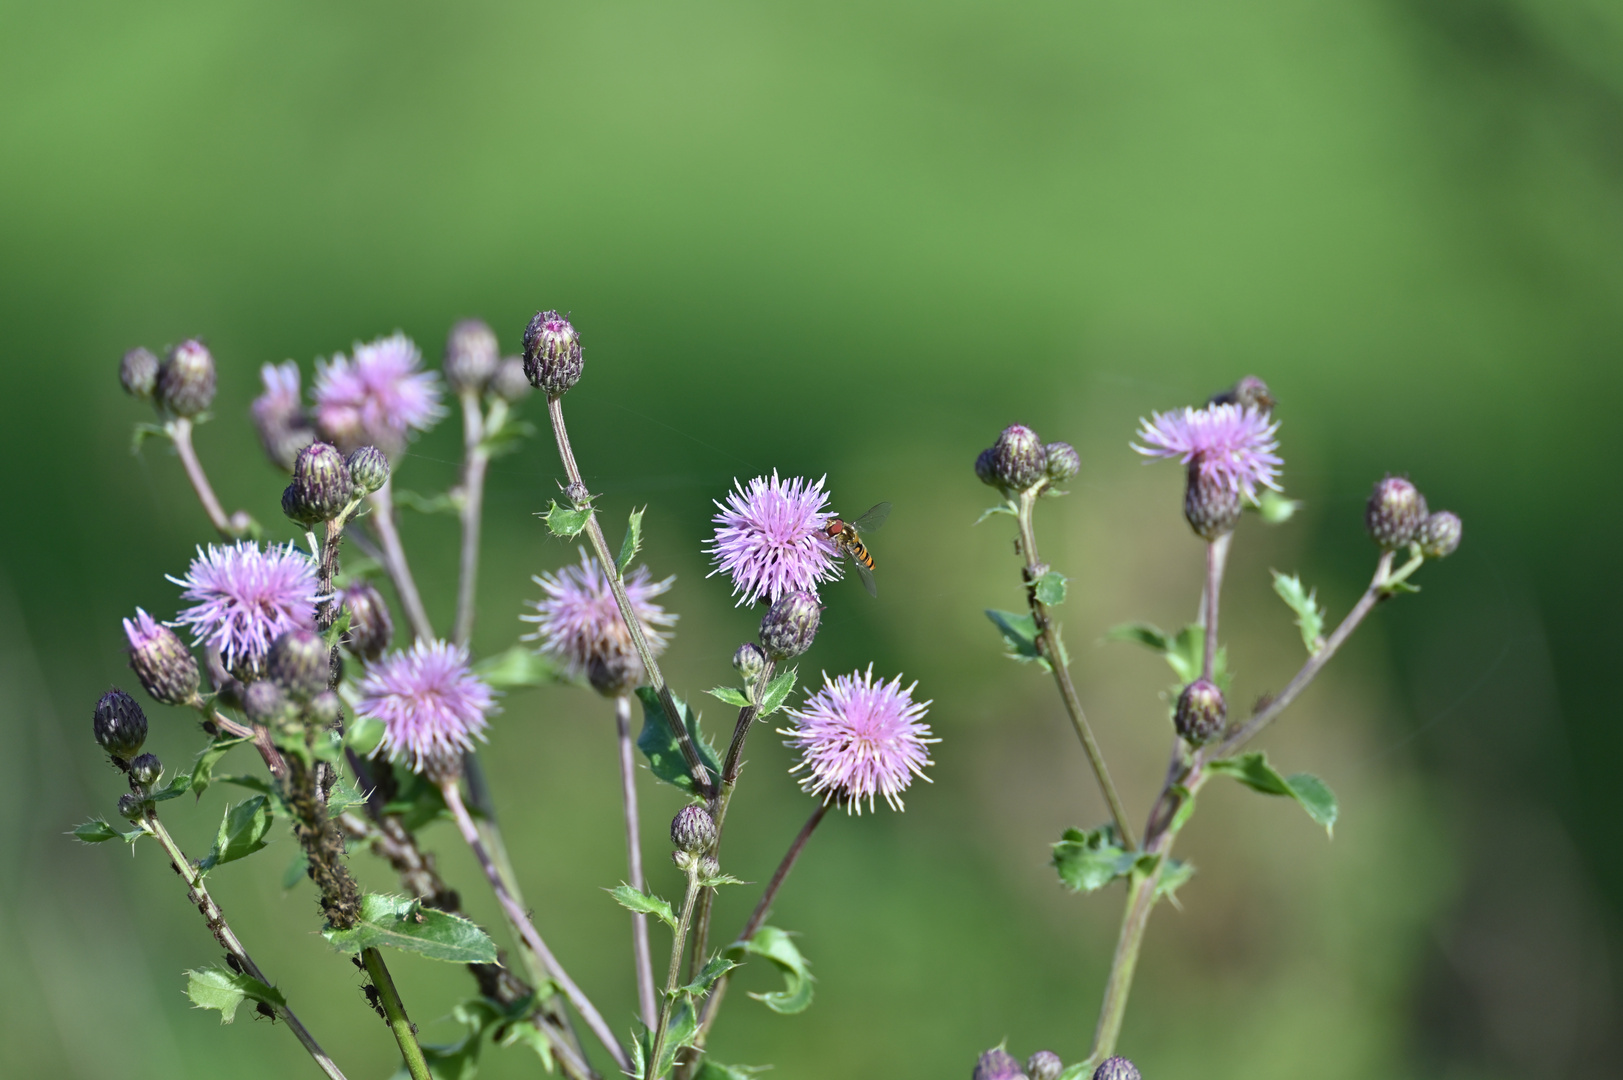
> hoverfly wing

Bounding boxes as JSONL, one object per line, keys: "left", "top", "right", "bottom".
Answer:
{"left": 849, "top": 501, "right": 891, "bottom": 535}
{"left": 854, "top": 558, "right": 878, "bottom": 598}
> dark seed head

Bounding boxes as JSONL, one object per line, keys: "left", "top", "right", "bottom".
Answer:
{"left": 731, "top": 642, "right": 767, "bottom": 682}
{"left": 128, "top": 752, "right": 163, "bottom": 787}
{"left": 346, "top": 445, "right": 390, "bottom": 495}
{"left": 1026, "top": 1052, "right": 1063, "bottom": 1080}
{"left": 1044, "top": 442, "right": 1081, "bottom": 483}
{"left": 339, "top": 581, "right": 394, "bottom": 661}
{"left": 522, "top": 311, "right": 583, "bottom": 396}
{"left": 127, "top": 618, "right": 200, "bottom": 707}
{"left": 242, "top": 679, "right": 291, "bottom": 725}
{"left": 1092, "top": 1057, "right": 1141, "bottom": 1080}
{"left": 93, "top": 689, "right": 148, "bottom": 761}
{"left": 118, "top": 793, "right": 144, "bottom": 820}
{"left": 283, "top": 442, "right": 354, "bottom": 525}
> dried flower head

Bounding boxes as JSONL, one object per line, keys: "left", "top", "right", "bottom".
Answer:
{"left": 123, "top": 608, "right": 200, "bottom": 706}
{"left": 357, "top": 640, "right": 495, "bottom": 773}
{"left": 781, "top": 665, "right": 936, "bottom": 814}
{"left": 251, "top": 361, "right": 315, "bottom": 470}
{"left": 707, "top": 471, "right": 840, "bottom": 606}
{"left": 521, "top": 550, "right": 676, "bottom": 685}
{"left": 313, "top": 333, "right": 444, "bottom": 455}
{"left": 169, "top": 542, "right": 321, "bottom": 674}
{"left": 1134, "top": 402, "right": 1282, "bottom": 501}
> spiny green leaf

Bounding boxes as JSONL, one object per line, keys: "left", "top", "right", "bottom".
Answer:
{"left": 635, "top": 687, "right": 722, "bottom": 794}
{"left": 729, "top": 925, "right": 813, "bottom": 1014}
{"left": 757, "top": 667, "right": 797, "bottom": 717}
{"left": 698, "top": 871, "right": 747, "bottom": 888}
{"left": 472, "top": 644, "right": 560, "bottom": 690}
{"left": 706, "top": 686, "right": 752, "bottom": 709}
{"left": 324, "top": 894, "right": 498, "bottom": 963}
{"left": 1154, "top": 856, "right": 1196, "bottom": 903}
{"left": 541, "top": 500, "right": 592, "bottom": 538}
{"left": 1034, "top": 570, "right": 1068, "bottom": 606}
{"left": 394, "top": 488, "right": 461, "bottom": 515}
{"left": 185, "top": 965, "right": 286, "bottom": 1024}
{"left": 1271, "top": 570, "right": 1326, "bottom": 655}
{"left": 72, "top": 818, "right": 143, "bottom": 844}
{"left": 986, "top": 609, "right": 1048, "bottom": 669}
{"left": 148, "top": 772, "right": 192, "bottom": 803}
{"left": 190, "top": 736, "right": 247, "bottom": 799}
{"left": 1208, "top": 752, "right": 1338, "bottom": 836}
{"left": 197, "top": 796, "right": 274, "bottom": 874}
{"left": 616, "top": 506, "right": 646, "bottom": 573}
{"left": 610, "top": 884, "right": 677, "bottom": 930}
{"left": 344, "top": 714, "right": 385, "bottom": 756}
{"left": 325, "top": 778, "right": 368, "bottom": 819}
{"left": 1051, "top": 825, "right": 1137, "bottom": 893}
{"left": 677, "top": 955, "right": 737, "bottom": 999}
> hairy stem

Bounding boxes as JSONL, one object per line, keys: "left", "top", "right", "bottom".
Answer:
{"left": 167, "top": 417, "right": 251, "bottom": 539}
{"left": 618, "top": 694, "right": 659, "bottom": 1030}
{"left": 648, "top": 863, "right": 704, "bottom": 1080}
{"left": 368, "top": 476, "right": 435, "bottom": 643}
{"left": 361, "top": 946, "right": 432, "bottom": 1080}
{"left": 453, "top": 392, "right": 497, "bottom": 648}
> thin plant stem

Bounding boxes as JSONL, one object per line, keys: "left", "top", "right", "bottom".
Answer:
{"left": 441, "top": 779, "right": 631, "bottom": 1074}
{"left": 1202, "top": 539, "right": 1221, "bottom": 681}
{"left": 140, "top": 810, "right": 348, "bottom": 1080}
{"left": 648, "top": 863, "right": 703, "bottom": 1080}
{"left": 545, "top": 394, "right": 715, "bottom": 797}
{"left": 618, "top": 693, "right": 659, "bottom": 1030}
{"left": 368, "top": 476, "right": 435, "bottom": 643}
{"left": 167, "top": 417, "right": 251, "bottom": 539}
{"left": 361, "top": 946, "right": 432, "bottom": 1080}
{"left": 1015, "top": 488, "right": 1134, "bottom": 847}
{"left": 454, "top": 393, "right": 504, "bottom": 648}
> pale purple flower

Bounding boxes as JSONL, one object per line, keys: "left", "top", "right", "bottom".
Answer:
{"left": 521, "top": 550, "right": 675, "bottom": 679}
{"left": 358, "top": 640, "right": 494, "bottom": 772}
{"left": 707, "top": 471, "right": 841, "bottom": 606}
{"left": 251, "top": 361, "right": 315, "bottom": 469}
{"left": 169, "top": 542, "right": 321, "bottom": 671}
{"left": 313, "top": 333, "right": 444, "bottom": 455}
{"left": 1133, "top": 403, "right": 1282, "bottom": 498}
{"left": 780, "top": 665, "right": 936, "bottom": 814}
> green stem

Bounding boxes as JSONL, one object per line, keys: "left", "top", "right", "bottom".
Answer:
{"left": 167, "top": 417, "right": 253, "bottom": 539}
{"left": 367, "top": 477, "right": 436, "bottom": 643}
{"left": 618, "top": 693, "right": 659, "bottom": 1030}
{"left": 361, "top": 947, "right": 432, "bottom": 1080}
{"left": 648, "top": 863, "right": 703, "bottom": 1079}
{"left": 454, "top": 393, "right": 501, "bottom": 648}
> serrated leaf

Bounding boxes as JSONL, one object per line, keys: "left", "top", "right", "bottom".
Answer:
{"left": 1271, "top": 571, "right": 1326, "bottom": 655}
{"left": 610, "top": 884, "right": 677, "bottom": 930}
{"left": 693, "top": 1062, "right": 769, "bottom": 1080}
{"left": 190, "top": 736, "right": 248, "bottom": 799}
{"left": 472, "top": 644, "right": 559, "bottom": 690}
{"left": 757, "top": 667, "right": 797, "bottom": 717}
{"left": 1034, "top": 570, "right": 1067, "bottom": 606}
{"left": 148, "top": 773, "right": 193, "bottom": 803}
{"left": 325, "top": 778, "right": 367, "bottom": 819}
{"left": 1051, "top": 825, "right": 1137, "bottom": 893}
{"left": 394, "top": 488, "right": 461, "bottom": 516}
{"left": 729, "top": 926, "right": 813, "bottom": 1014}
{"left": 185, "top": 965, "right": 286, "bottom": 1024}
{"left": 197, "top": 796, "right": 274, "bottom": 874}
{"left": 677, "top": 955, "right": 737, "bottom": 999}
{"left": 541, "top": 500, "right": 592, "bottom": 538}
{"left": 344, "top": 714, "right": 385, "bottom": 756}
{"left": 698, "top": 871, "right": 747, "bottom": 889}
{"left": 1253, "top": 489, "right": 1301, "bottom": 525}
{"left": 646, "top": 1001, "right": 700, "bottom": 1078}
{"left": 1109, "top": 622, "right": 1230, "bottom": 690}
{"left": 324, "top": 894, "right": 498, "bottom": 963}
{"left": 616, "top": 507, "right": 645, "bottom": 573}
{"left": 986, "top": 609, "right": 1048, "bottom": 670}
{"left": 1208, "top": 752, "right": 1338, "bottom": 836}
{"left": 635, "top": 687, "right": 722, "bottom": 794}
{"left": 706, "top": 686, "right": 752, "bottom": 708}
{"left": 72, "top": 818, "right": 143, "bottom": 844}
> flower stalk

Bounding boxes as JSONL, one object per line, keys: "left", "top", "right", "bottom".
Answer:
{"left": 368, "top": 476, "right": 436, "bottom": 643}
{"left": 361, "top": 946, "right": 432, "bottom": 1080}
{"left": 454, "top": 392, "right": 508, "bottom": 647}
{"left": 167, "top": 416, "right": 255, "bottom": 539}
{"left": 618, "top": 693, "right": 660, "bottom": 1029}
{"left": 647, "top": 860, "right": 704, "bottom": 1080}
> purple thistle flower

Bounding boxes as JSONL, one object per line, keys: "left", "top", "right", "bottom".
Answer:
{"left": 707, "top": 471, "right": 841, "bottom": 606}
{"left": 169, "top": 542, "right": 321, "bottom": 672}
{"left": 252, "top": 361, "right": 302, "bottom": 427}
{"left": 780, "top": 665, "right": 936, "bottom": 814}
{"left": 1133, "top": 403, "right": 1283, "bottom": 498}
{"left": 521, "top": 550, "right": 676, "bottom": 680}
{"left": 313, "top": 332, "right": 444, "bottom": 455}
{"left": 357, "top": 639, "right": 495, "bottom": 773}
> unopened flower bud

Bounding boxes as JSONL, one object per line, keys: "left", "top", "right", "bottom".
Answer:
{"left": 671, "top": 805, "right": 717, "bottom": 854}
{"left": 267, "top": 629, "right": 329, "bottom": 700}
{"left": 118, "top": 793, "right": 144, "bottom": 820}
{"left": 759, "top": 590, "right": 822, "bottom": 660}
{"left": 423, "top": 750, "right": 465, "bottom": 787}
{"left": 974, "top": 446, "right": 998, "bottom": 487}
{"left": 129, "top": 752, "right": 162, "bottom": 787}
{"left": 1209, "top": 374, "right": 1275, "bottom": 414}
{"left": 1044, "top": 442, "right": 1080, "bottom": 483}
{"left": 124, "top": 610, "right": 200, "bottom": 706}
{"left": 283, "top": 442, "right": 354, "bottom": 525}
{"left": 698, "top": 854, "right": 720, "bottom": 878}
{"left": 731, "top": 642, "right": 767, "bottom": 681}
{"left": 120, "top": 347, "right": 159, "bottom": 400}
{"left": 93, "top": 689, "right": 148, "bottom": 761}
{"left": 242, "top": 680, "right": 290, "bottom": 725}
{"left": 522, "top": 311, "right": 583, "bottom": 396}
{"left": 1026, "top": 1051, "right": 1062, "bottom": 1080}
{"left": 972, "top": 1047, "right": 1027, "bottom": 1080}
{"left": 489, "top": 356, "right": 532, "bottom": 402}
{"left": 1366, "top": 475, "right": 1425, "bottom": 550}
{"left": 157, "top": 339, "right": 217, "bottom": 417}
{"left": 308, "top": 690, "right": 344, "bottom": 728}
{"left": 1092, "top": 1057, "right": 1140, "bottom": 1080}
{"left": 1417, "top": 510, "right": 1462, "bottom": 559}
{"left": 587, "top": 650, "right": 643, "bottom": 697}
{"left": 346, "top": 445, "right": 390, "bottom": 494}
{"left": 444, "top": 319, "right": 500, "bottom": 393}
{"left": 339, "top": 581, "right": 393, "bottom": 660}
{"left": 1183, "top": 463, "right": 1242, "bottom": 540}
{"left": 990, "top": 425, "right": 1048, "bottom": 490}
{"left": 1175, "top": 678, "right": 1226, "bottom": 744}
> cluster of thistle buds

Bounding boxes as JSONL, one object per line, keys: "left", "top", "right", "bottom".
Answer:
{"left": 1366, "top": 474, "right": 1461, "bottom": 559}
{"left": 282, "top": 442, "right": 389, "bottom": 525}
{"left": 93, "top": 689, "right": 164, "bottom": 819}
{"left": 241, "top": 628, "right": 345, "bottom": 736}
{"left": 973, "top": 1045, "right": 1131, "bottom": 1080}
{"left": 975, "top": 425, "right": 1081, "bottom": 495}
{"left": 671, "top": 804, "right": 720, "bottom": 876}
{"left": 120, "top": 339, "right": 218, "bottom": 418}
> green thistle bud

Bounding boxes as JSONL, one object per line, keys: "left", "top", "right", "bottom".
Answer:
{"left": 759, "top": 590, "right": 822, "bottom": 660}
{"left": 1044, "top": 442, "right": 1080, "bottom": 483}
{"left": 1366, "top": 475, "right": 1425, "bottom": 550}
{"left": 338, "top": 581, "right": 393, "bottom": 661}
{"left": 128, "top": 752, "right": 162, "bottom": 787}
{"left": 242, "top": 680, "right": 291, "bottom": 725}
{"left": 346, "top": 445, "right": 390, "bottom": 495}
{"left": 1092, "top": 1057, "right": 1140, "bottom": 1080}
{"left": 522, "top": 311, "right": 583, "bottom": 396}
{"left": 990, "top": 425, "right": 1048, "bottom": 490}
{"left": 117, "top": 793, "right": 144, "bottom": 820}
{"left": 308, "top": 690, "right": 344, "bottom": 728}
{"left": 671, "top": 805, "right": 717, "bottom": 854}
{"left": 445, "top": 319, "right": 501, "bottom": 393}
{"left": 489, "top": 356, "right": 532, "bottom": 402}
{"left": 1183, "top": 464, "right": 1242, "bottom": 540}
{"left": 267, "top": 629, "right": 329, "bottom": 701}
{"left": 156, "top": 339, "right": 217, "bottom": 417}
{"left": 1417, "top": 510, "right": 1462, "bottom": 559}
{"left": 973, "top": 1047, "right": 1027, "bottom": 1080}
{"left": 120, "top": 347, "right": 159, "bottom": 400}
{"left": 1174, "top": 677, "right": 1226, "bottom": 744}
{"left": 731, "top": 642, "right": 767, "bottom": 681}
{"left": 1026, "top": 1051, "right": 1063, "bottom": 1080}
{"left": 93, "top": 689, "right": 148, "bottom": 762}
{"left": 282, "top": 442, "right": 354, "bottom": 525}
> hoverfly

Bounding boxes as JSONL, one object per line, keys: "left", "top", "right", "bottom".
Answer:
{"left": 824, "top": 502, "right": 891, "bottom": 597}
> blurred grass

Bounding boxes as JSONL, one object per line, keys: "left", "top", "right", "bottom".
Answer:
{"left": 1, "top": 1, "right": 1620, "bottom": 1078}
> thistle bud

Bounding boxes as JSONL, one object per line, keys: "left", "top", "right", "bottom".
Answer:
{"left": 242, "top": 679, "right": 290, "bottom": 725}
{"left": 156, "top": 339, "right": 217, "bottom": 417}
{"left": 1044, "top": 442, "right": 1080, "bottom": 483}
{"left": 1209, "top": 374, "right": 1275, "bottom": 414}
{"left": 759, "top": 590, "right": 821, "bottom": 660}
{"left": 731, "top": 642, "right": 767, "bottom": 681}
{"left": 990, "top": 425, "right": 1048, "bottom": 490}
{"left": 522, "top": 311, "right": 583, "bottom": 396}
{"left": 123, "top": 609, "right": 200, "bottom": 706}
{"left": 1183, "top": 463, "right": 1242, "bottom": 540}
{"left": 117, "top": 793, "right": 144, "bottom": 820}
{"left": 1092, "top": 1057, "right": 1141, "bottom": 1080}
{"left": 282, "top": 442, "right": 355, "bottom": 525}
{"left": 671, "top": 805, "right": 717, "bottom": 854}
{"left": 1417, "top": 510, "right": 1462, "bottom": 559}
{"left": 489, "top": 356, "right": 533, "bottom": 402}
{"left": 267, "top": 629, "right": 329, "bottom": 700}
{"left": 444, "top": 319, "right": 501, "bottom": 393}
{"left": 1174, "top": 678, "right": 1226, "bottom": 744}
{"left": 128, "top": 752, "right": 163, "bottom": 787}
{"left": 339, "top": 581, "right": 393, "bottom": 660}
{"left": 587, "top": 650, "right": 642, "bottom": 697}
{"left": 1366, "top": 475, "right": 1425, "bottom": 550}
{"left": 308, "top": 690, "right": 344, "bottom": 728}
{"left": 93, "top": 689, "right": 148, "bottom": 761}
{"left": 974, "top": 446, "right": 998, "bottom": 487}
{"left": 120, "top": 347, "right": 159, "bottom": 400}
{"left": 1026, "top": 1052, "right": 1063, "bottom": 1080}
{"left": 972, "top": 1047, "right": 1028, "bottom": 1080}
{"left": 344, "top": 445, "right": 390, "bottom": 495}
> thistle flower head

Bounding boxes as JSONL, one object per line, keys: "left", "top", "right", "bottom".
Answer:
{"left": 357, "top": 640, "right": 495, "bottom": 773}
{"left": 120, "top": 347, "right": 159, "bottom": 400}
{"left": 251, "top": 361, "right": 315, "bottom": 470}
{"left": 169, "top": 542, "right": 321, "bottom": 674}
{"left": 521, "top": 550, "right": 676, "bottom": 686}
{"left": 313, "top": 333, "right": 444, "bottom": 455}
{"left": 973, "top": 1047, "right": 1027, "bottom": 1080}
{"left": 780, "top": 665, "right": 936, "bottom": 814}
{"left": 1134, "top": 403, "right": 1282, "bottom": 500}
{"left": 122, "top": 608, "right": 200, "bottom": 706}
{"left": 707, "top": 471, "right": 840, "bottom": 606}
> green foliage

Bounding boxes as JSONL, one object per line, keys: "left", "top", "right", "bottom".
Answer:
{"left": 148, "top": 772, "right": 193, "bottom": 803}
{"left": 636, "top": 687, "right": 722, "bottom": 794}
{"left": 478, "top": 416, "right": 536, "bottom": 460}
{"left": 692, "top": 1062, "right": 768, "bottom": 1080}
{"left": 1154, "top": 856, "right": 1197, "bottom": 903}
{"left": 344, "top": 714, "right": 385, "bottom": 756}
{"left": 974, "top": 501, "right": 1018, "bottom": 524}
{"left": 611, "top": 884, "right": 677, "bottom": 930}
{"left": 394, "top": 488, "right": 461, "bottom": 515}
{"left": 382, "top": 767, "right": 450, "bottom": 831}
{"left": 1252, "top": 489, "right": 1301, "bottom": 524}
{"left": 1034, "top": 569, "right": 1067, "bottom": 606}
{"left": 321, "top": 608, "right": 352, "bottom": 652}
{"left": 616, "top": 506, "right": 646, "bottom": 573}
{"left": 1271, "top": 571, "right": 1326, "bottom": 655}
{"left": 634, "top": 1000, "right": 700, "bottom": 1080}
{"left": 190, "top": 735, "right": 248, "bottom": 798}
{"left": 706, "top": 685, "right": 752, "bottom": 708}
{"left": 71, "top": 818, "right": 143, "bottom": 844}
{"left": 184, "top": 965, "right": 286, "bottom": 1024}
{"left": 391, "top": 994, "right": 553, "bottom": 1080}
{"left": 757, "top": 667, "right": 797, "bottom": 717}
{"left": 1052, "top": 825, "right": 1137, "bottom": 893}
{"left": 473, "top": 644, "right": 560, "bottom": 690}
{"left": 986, "top": 609, "right": 1050, "bottom": 670}
{"left": 325, "top": 777, "right": 368, "bottom": 819}
{"left": 1105, "top": 621, "right": 1230, "bottom": 690}
{"left": 1208, "top": 752, "right": 1338, "bottom": 836}
{"left": 197, "top": 796, "right": 274, "bottom": 875}
{"left": 324, "top": 894, "right": 498, "bottom": 963}
{"left": 728, "top": 925, "right": 813, "bottom": 1014}
{"left": 541, "top": 499, "right": 592, "bottom": 538}
{"left": 678, "top": 955, "right": 738, "bottom": 999}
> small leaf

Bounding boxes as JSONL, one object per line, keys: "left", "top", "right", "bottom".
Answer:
{"left": 1253, "top": 489, "right": 1302, "bottom": 525}
{"left": 130, "top": 421, "right": 172, "bottom": 452}
{"left": 72, "top": 818, "right": 143, "bottom": 844}
{"left": 1154, "top": 856, "right": 1196, "bottom": 903}
{"left": 197, "top": 796, "right": 275, "bottom": 874}
{"left": 394, "top": 488, "right": 461, "bottom": 516}
{"left": 729, "top": 925, "right": 813, "bottom": 1014}
{"left": 616, "top": 506, "right": 645, "bottom": 573}
{"left": 324, "top": 894, "right": 498, "bottom": 964}
{"left": 1104, "top": 621, "right": 1173, "bottom": 653}
{"left": 148, "top": 773, "right": 193, "bottom": 803}
{"left": 185, "top": 965, "right": 286, "bottom": 1024}
{"left": 756, "top": 667, "right": 797, "bottom": 717}
{"left": 1034, "top": 570, "right": 1068, "bottom": 606}
{"left": 635, "top": 687, "right": 722, "bottom": 794}
{"left": 678, "top": 955, "right": 737, "bottom": 998}
{"left": 1282, "top": 772, "right": 1338, "bottom": 834}
{"left": 1271, "top": 571, "right": 1326, "bottom": 656}
{"left": 472, "top": 644, "right": 559, "bottom": 690}
{"left": 693, "top": 1061, "right": 769, "bottom": 1080}
{"left": 706, "top": 686, "right": 752, "bottom": 709}
{"left": 325, "top": 778, "right": 368, "bottom": 819}
{"left": 190, "top": 736, "right": 248, "bottom": 799}
{"left": 1051, "top": 825, "right": 1137, "bottom": 893}
{"left": 1208, "top": 752, "right": 1338, "bottom": 836}
{"left": 344, "top": 715, "right": 385, "bottom": 756}
{"left": 322, "top": 608, "right": 352, "bottom": 651}
{"left": 973, "top": 502, "right": 1018, "bottom": 524}
{"left": 610, "top": 884, "right": 677, "bottom": 930}
{"left": 986, "top": 609, "right": 1048, "bottom": 670}
{"left": 541, "top": 500, "right": 592, "bottom": 538}
{"left": 698, "top": 871, "right": 747, "bottom": 889}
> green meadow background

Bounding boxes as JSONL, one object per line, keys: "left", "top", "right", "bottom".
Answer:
{"left": 2, "top": 2, "right": 1620, "bottom": 1078}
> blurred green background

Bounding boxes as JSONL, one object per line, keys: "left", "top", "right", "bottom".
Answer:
{"left": 2, "top": 2, "right": 1620, "bottom": 1078}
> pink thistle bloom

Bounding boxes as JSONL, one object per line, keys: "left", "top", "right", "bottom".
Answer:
{"left": 168, "top": 542, "right": 321, "bottom": 671}
{"left": 252, "top": 361, "right": 302, "bottom": 427}
{"left": 357, "top": 640, "right": 495, "bottom": 772}
{"left": 1133, "top": 403, "right": 1282, "bottom": 498}
{"left": 520, "top": 550, "right": 676, "bottom": 680}
{"left": 780, "top": 665, "right": 936, "bottom": 814}
{"left": 707, "top": 471, "right": 841, "bottom": 606}
{"left": 312, "top": 333, "right": 444, "bottom": 455}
